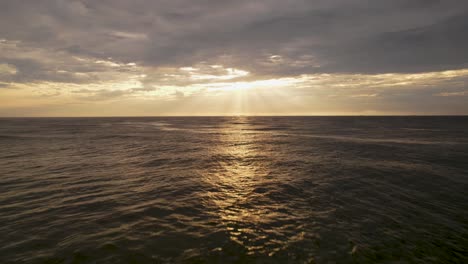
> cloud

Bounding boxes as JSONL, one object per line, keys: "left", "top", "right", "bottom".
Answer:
{"left": 0, "top": 63, "right": 17, "bottom": 76}
{"left": 1, "top": 1, "right": 468, "bottom": 115}
{"left": 1, "top": 0, "right": 467, "bottom": 78}
{"left": 435, "top": 91, "right": 467, "bottom": 97}
{"left": 0, "top": 39, "right": 141, "bottom": 84}
{"left": 0, "top": 83, "right": 11, "bottom": 89}
{"left": 69, "top": 85, "right": 161, "bottom": 101}
{"left": 174, "top": 90, "right": 185, "bottom": 99}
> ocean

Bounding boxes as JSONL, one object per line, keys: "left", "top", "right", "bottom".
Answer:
{"left": 0, "top": 116, "right": 467, "bottom": 263}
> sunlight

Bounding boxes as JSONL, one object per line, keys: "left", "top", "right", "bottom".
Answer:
{"left": 207, "top": 77, "right": 301, "bottom": 92}
{"left": 200, "top": 118, "right": 276, "bottom": 254}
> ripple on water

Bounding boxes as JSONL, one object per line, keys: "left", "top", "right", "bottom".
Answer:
{"left": 0, "top": 117, "right": 467, "bottom": 263}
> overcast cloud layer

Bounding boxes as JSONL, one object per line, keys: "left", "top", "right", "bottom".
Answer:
{"left": 1, "top": 0, "right": 467, "bottom": 116}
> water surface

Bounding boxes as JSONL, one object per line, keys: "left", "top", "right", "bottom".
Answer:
{"left": 0, "top": 116, "right": 467, "bottom": 263}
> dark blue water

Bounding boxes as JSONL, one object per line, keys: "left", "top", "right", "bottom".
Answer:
{"left": 0, "top": 117, "right": 467, "bottom": 263}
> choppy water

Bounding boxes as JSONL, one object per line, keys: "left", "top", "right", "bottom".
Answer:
{"left": 0, "top": 116, "right": 467, "bottom": 263}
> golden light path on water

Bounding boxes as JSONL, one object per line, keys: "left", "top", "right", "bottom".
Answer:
{"left": 199, "top": 118, "right": 302, "bottom": 256}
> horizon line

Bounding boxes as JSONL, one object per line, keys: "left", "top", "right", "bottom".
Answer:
{"left": 1, "top": 114, "right": 468, "bottom": 118}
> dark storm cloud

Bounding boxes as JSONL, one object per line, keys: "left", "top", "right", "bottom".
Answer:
{"left": 1, "top": 0, "right": 468, "bottom": 82}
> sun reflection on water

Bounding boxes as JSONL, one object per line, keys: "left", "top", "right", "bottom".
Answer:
{"left": 201, "top": 117, "right": 279, "bottom": 254}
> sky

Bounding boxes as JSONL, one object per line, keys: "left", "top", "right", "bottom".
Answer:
{"left": 0, "top": 0, "right": 467, "bottom": 116}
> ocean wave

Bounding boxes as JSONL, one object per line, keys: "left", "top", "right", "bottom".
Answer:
{"left": 0, "top": 116, "right": 467, "bottom": 263}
